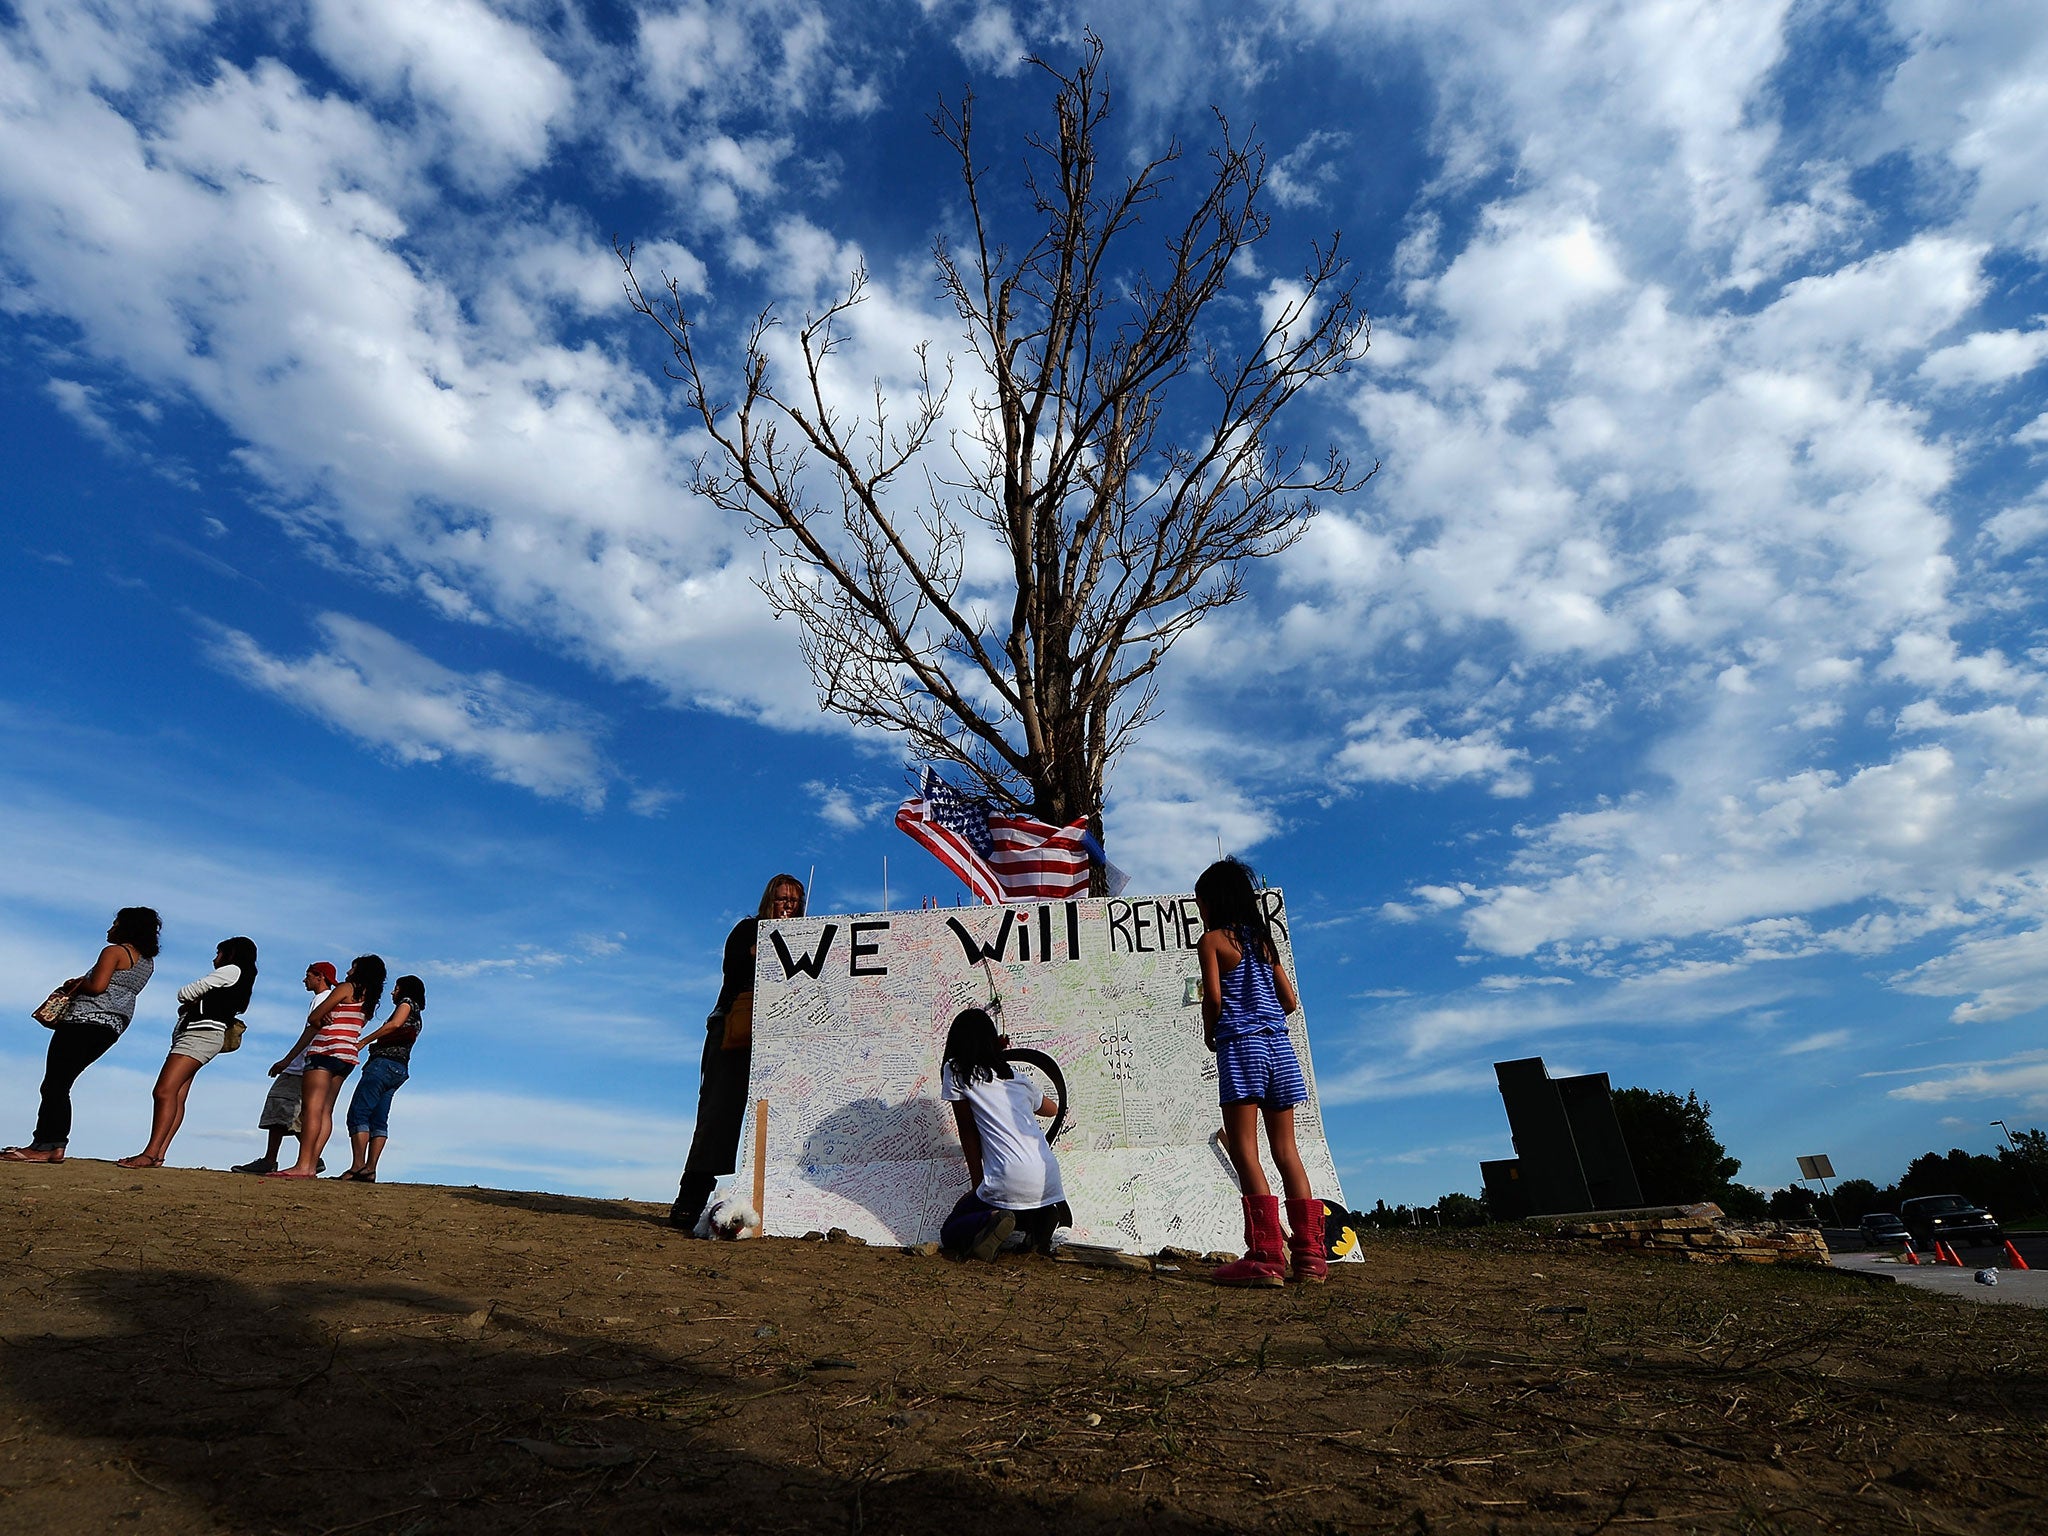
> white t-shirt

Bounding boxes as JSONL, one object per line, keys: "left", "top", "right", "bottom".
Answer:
{"left": 941, "top": 1062, "right": 1064, "bottom": 1211}
{"left": 286, "top": 989, "right": 331, "bottom": 1076}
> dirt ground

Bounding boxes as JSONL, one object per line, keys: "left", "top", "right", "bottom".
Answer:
{"left": 3, "top": 1162, "right": 2044, "bottom": 1534}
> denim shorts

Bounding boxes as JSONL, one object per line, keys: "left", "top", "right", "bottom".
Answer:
{"left": 304, "top": 1054, "right": 355, "bottom": 1081}
{"left": 1217, "top": 1029, "right": 1307, "bottom": 1109}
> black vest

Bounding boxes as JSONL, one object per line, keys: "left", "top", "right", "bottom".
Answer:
{"left": 189, "top": 967, "right": 255, "bottom": 1022}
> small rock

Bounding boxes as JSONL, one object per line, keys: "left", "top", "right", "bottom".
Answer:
{"left": 1053, "top": 1245, "right": 1153, "bottom": 1273}
{"left": 1156, "top": 1245, "right": 1203, "bottom": 1263}
{"left": 1200, "top": 1251, "right": 1236, "bottom": 1266}
{"left": 1084, "top": 1412, "right": 1102, "bottom": 1427}
{"left": 802, "top": 1230, "right": 827, "bottom": 1241}
{"left": 809, "top": 1355, "right": 858, "bottom": 1370}
{"left": 886, "top": 1410, "right": 934, "bottom": 1431}
{"left": 826, "top": 1227, "right": 867, "bottom": 1246}
{"left": 902, "top": 1241, "right": 942, "bottom": 1257}
{"left": 754, "top": 1323, "right": 779, "bottom": 1339}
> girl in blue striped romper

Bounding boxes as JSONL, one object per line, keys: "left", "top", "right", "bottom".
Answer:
{"left": 1196, "top": 858, "right": 1324, "bottom": 1287}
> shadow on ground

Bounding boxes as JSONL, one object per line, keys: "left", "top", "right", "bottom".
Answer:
{"left": 451, "top": 1184, "right": 672, "bottom": 1228}
{"left": 0, "top": 1267, "right": 1212, "bottom": 1534}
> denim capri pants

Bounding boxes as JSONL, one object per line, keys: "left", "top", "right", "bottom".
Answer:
{"left": 345, "top": 1056, "right": 410, "bottom": 1137}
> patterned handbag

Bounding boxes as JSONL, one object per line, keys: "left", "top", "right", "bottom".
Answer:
{"left": 32, "top": 987, "right": 73, "bottom": 1028}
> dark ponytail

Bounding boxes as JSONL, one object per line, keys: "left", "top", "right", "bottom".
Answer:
{"left": 345, "top": 954, "right": 387, "bottom": 1013}
{"left": 216, "top": 936, "right": 258, "bottom": 1016}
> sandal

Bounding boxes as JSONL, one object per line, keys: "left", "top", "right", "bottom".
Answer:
{"left": 265, "top": 1169, "right": 316, "bottom": 1179}
{"left": 335, "top": 1169, "right": 378, "bottom": 1182}
{"left": 1, "top": 1146, "right": 64, "bottom": 1163}
{"left": 114, "top": 1154, "right": 164, "bottom": 1169}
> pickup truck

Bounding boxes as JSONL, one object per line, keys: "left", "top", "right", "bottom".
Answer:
{"left": 1898, "top": 1193, "right": 2002, "bottom": 1252}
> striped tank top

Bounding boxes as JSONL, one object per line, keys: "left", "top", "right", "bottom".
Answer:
{"left": 308, "top": 996, "right": 366, "bottom": 1066}
{"left": 1214, "top": 925, "right": 1287, "bottom": 1043}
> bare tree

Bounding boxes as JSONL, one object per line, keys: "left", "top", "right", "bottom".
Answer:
{"left": 622, "top": 36, "right": 1370, "bottom": 845}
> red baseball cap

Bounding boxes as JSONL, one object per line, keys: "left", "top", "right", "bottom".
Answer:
{"left": 306, "top": 961, "right": 338, "bottom": 986}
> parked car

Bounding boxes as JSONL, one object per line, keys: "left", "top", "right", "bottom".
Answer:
{"left": 1898, "top": 1194, "right": 2003, "bottom": 1251}
{"left": 1859, "top": 1212, "right": 1910, "bottom": 1250}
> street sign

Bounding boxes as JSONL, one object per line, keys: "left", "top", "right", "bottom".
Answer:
{"left": 1797, "top": 1154, "right": 1835, "bottom": 1181}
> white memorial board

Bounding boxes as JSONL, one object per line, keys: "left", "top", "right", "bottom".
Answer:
{"left": 738, "top": 890, "right": 1348, "bottom": 1255}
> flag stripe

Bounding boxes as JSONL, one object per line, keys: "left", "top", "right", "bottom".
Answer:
{"left": 896, "top": 771, "right": 1094, "bottom": 903}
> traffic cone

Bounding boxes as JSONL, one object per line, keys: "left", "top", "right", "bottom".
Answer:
{"left": 1902, "top": 1240, "right": 1919, "bottom": 1265}
{"left": 1941, "top": 1241, "right": 1966, "bottom": 1267}
{"left": 2003, "top": 1240, "right": 2030, "bottom": 1271}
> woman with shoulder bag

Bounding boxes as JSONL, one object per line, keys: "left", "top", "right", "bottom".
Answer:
{"left": 4, "top": 907, "right": 161, "bottom": 1164}
{"left": 115, "top": 936, "right": 258, "bottom": 1169}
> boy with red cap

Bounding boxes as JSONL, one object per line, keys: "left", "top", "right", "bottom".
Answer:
{"left": 232, "top": 962, "right": 333, "bottom": 1175}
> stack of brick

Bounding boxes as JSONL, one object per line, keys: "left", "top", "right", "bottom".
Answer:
{"left": 1528, "top": 1202, "right": 1831, "bottom": 1266}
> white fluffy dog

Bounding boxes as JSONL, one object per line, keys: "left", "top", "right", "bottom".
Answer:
{"left": 693, "top": 1191, "right": 762, "bottom": 1241}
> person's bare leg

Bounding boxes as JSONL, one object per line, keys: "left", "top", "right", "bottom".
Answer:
{"left": 282, "top": 1071, "right": 338, "bottom": 1176}
{"left": 123, "top": 1055, "right": 201, "bottom": 1165}
{"left": 158, "top": 1060, "right": 201, "bottom": 1155}
{"left": 348, "top": 1130, "right": 372, "bottom": 1174}
{"left": 363, "top": 1134, "right": 388, "bottom": 1176}
{"left": 1263, "top": 1106, "right": 1313, "bottom": 1201}
{"left": 1221, "top": 1102, "right": 1270, "bottom": 1196}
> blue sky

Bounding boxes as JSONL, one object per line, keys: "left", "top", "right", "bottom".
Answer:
{"left": 5, "top": 0, "right": 2047, "bottom": 1207}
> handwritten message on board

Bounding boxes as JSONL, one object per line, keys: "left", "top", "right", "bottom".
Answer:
{"left": 737, "top": 891, "right": 1348, "bottom": 1255}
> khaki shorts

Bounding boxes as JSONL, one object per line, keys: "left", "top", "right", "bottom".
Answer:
{"left": 258, "top": 1073, "right": 305, "bottom": 1134}
{"left": 167, "top": 1024, "right": 227, "bottom": 1065}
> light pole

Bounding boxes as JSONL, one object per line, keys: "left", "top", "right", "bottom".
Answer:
{"left": 1991, "top": 1119, "right": 2016, "bottom": 1150}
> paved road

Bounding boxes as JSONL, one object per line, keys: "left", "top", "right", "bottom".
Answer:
{"left": 1830, "top": 1249, "right": 2048, "bottom": 1308}
{"left": 1820, "top": 1227, "right": 2046, "bottom": 1268}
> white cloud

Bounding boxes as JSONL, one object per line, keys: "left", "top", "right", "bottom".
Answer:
{"left": 1780, "top": 1028, "right": 1850, "bottom": 1056}
{"left": 44, "top": 377, "right": 121, "bottom": 448}
{"left": 307, "top": 0, "right": 571, "bottom": 180}
{"left": 1334, "top": 708, "right": 1530, "bottom": 797}
{"left": 1879, "top": 1, "right": 2048, "bottom": 256}
{"left": 1761, "top": 235, "right": 1983, "bottom": 362}
{"left": 1266, "top": 129, "right": 1349, "bottom": 209}
{"left": 1881, "top": 1049, "right": 2048, "bottom": 1110}
{"left": 1918, "top": 323, "right": 2048, "bottom": 389}
{"left": 954, "top": 5, "right": 1026, "bottom": 75}
{"left": 0, "top": 5, "right": 827, "bottom": 731}
{"left": 205, "top": 614, "right": 613, "bottom": 809}
{"left": 805, "top": 780, "right": 876, "bottom": 832}
{"left": 1890, "top": 914, "right": 2048, "bottom": 1024}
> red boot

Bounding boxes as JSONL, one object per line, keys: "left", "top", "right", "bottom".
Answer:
{"left": 1286, "top": 1197, "right": 1328, "bottom": 1284}
{"left": 1213, "top": 1195, "right": 1286, "bottom": 1287}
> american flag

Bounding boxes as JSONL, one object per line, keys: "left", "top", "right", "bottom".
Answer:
{"left": 895, "top": 768, "right": 1093, "bottom": 903}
